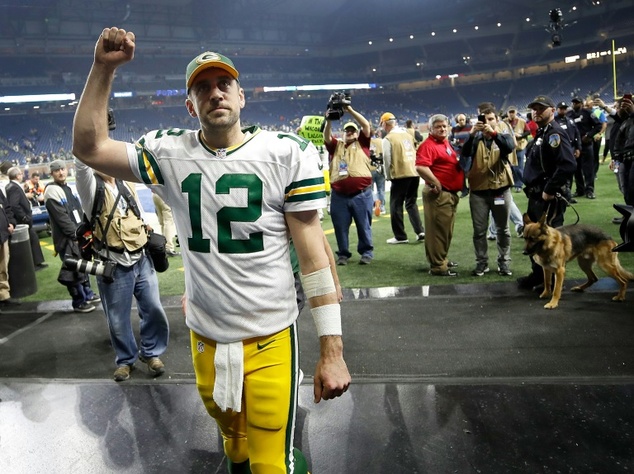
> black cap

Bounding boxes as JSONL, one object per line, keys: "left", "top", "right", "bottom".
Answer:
{"left": 571, "top": 97, "right": 583, "bottom": 104}
{"left": 528, "top": 95, "right": 555, "bottom": 108}
{"left": 557, "top": 101, "right": 568, "bottom": 109}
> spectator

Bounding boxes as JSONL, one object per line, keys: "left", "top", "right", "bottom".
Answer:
{"left": 370, "top": 127, "right": 386, "bottom": 216}
{"left": 504, "top": 106, "right": 531, "bottom": 193}
{"left": 24, "top": 171, "right": 46, "bottom": 207}
{"left": 450, "top": 113, "right": 472, "bottom": 198}
{"left": 404, "top": 119, "right": 423, "bottom": 148}
{"left": 44, "top": 160, "right": 100, "bottom": 313}
{"left": 5, "top": 167, "right": 47, "bottom": 271}
{"left": 0, "top": 190, "right": 18, "bottom": 308}
{"left": 567, "top": 97, "right": 604, "bottom": 199}
{"left": 416, "top": 114, "right": 464, "bottom": 276}
{"left": 612, "top": 94, "right": 634, "bottom": 208}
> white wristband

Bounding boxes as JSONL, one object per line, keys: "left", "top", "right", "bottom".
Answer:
{"left": 300, "top": 267, "right": 336, "bottom": 299}
{"left": 311, "top": 304, "right": 342, "bottom": 336}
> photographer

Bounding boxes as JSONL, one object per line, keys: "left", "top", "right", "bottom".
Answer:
{"left": 381, "top": 112, "right": 425, "bottom": 245}
{"left": 323, "top": 99, "right": 374, "bottom": 266}
{"left": 75, "top": 158, "right": 169, "bottom": 382}
{"left": 462, "top": 107, "right": 516, "bottom": 277}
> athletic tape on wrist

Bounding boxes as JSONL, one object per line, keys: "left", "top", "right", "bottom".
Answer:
{"left": 300, "top": 267, "right": 336, "bottom": 299}
{"left": 311, "top": 303, "right": 342, "bottom": 336}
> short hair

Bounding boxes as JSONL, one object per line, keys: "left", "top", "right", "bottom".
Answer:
{"left": 477, "top": 102, "right": 496, "bottom": 114}
{"left": 428, "top": 114, "right": 448, "bottom": 128}
{"left": 7, "top": 167, "right": 21, "bottom": 180}
{"left": 480, "top": 107, "right": 496, "bottom": 116}
{"left": 405, "top": 119, "right": 413, "bottom": 127}
{"left": 31, "top": 172, "right": 40, "bottom": 178}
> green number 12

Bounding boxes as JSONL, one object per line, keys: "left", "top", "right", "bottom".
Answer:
{"left": 181, "top": 173, "right": 264, "bottom": 254}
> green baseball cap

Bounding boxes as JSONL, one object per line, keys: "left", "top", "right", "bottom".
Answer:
{"left": 186, "top": 52, "right": 239, "bottom": 89}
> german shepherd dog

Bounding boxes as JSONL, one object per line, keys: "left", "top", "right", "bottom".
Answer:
{"left": 522, "top": 213, "right": 634, "bottom": 309}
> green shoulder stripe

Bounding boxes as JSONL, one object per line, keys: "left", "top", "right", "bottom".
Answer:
{"left": 285, "top": 177, "right": 326, "bottom": 202}
{"left": 135, "top": 143, "right": 164, "bottom": 185}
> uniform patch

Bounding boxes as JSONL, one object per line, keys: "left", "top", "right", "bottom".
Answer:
{"left": 549, "top": 133, "right": 561, "bottom": 148}
{"left": 197, "top": 341, "right": 205, "bottom": 353}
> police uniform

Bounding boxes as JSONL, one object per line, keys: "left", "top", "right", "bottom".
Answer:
{"left": 553, "top": 103, "right": 581, "bottom": 202}
{"left": 523, "top": 119, "right": 576, "bottom": 226}
{"left": 518, "top": 100, "right": 577, "bottom": 288}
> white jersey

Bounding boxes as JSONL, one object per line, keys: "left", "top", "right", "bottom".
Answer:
{"left": 126, "top": 126, "right": 326, "bottom": 343}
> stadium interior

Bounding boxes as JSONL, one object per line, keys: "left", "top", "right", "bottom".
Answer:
{"left": 1, "top": 1, "right": 634, "bottom": 472}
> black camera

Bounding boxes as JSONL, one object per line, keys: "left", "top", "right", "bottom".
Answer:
{"left": 370, "top": 150, "right": 383, "bottom": 167}
{"left": 107, "top": 108, "right": 116, "bottom": 131}
{"left": 325, "top": 92, "right": 352, "bottom": 121}
{"left": 64, "top": 257, "right": 116, "bottom": 283}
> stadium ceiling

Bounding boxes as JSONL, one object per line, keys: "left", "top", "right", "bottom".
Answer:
{"left": 0, "top": 0, "right": 632, "bottom": 68}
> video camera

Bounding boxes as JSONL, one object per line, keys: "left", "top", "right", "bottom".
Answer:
{"left": 64, "top": 257, "right": 116, "bottom": 283}
{"left": 325, "top": 92, "right": 352, "bottom": 121}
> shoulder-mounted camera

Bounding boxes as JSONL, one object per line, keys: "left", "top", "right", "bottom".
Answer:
{"left": 325, "top": 92, "right": 352, "bottom": 121}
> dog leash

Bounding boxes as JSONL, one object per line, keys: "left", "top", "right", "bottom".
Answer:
{"left": 549, "top": 192, "right": 580, "bottom": 225}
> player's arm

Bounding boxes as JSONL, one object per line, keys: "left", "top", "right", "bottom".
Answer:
{"left": 322, "top": 232, "right": 343, "bottom": 302}
{"left": 73, "top": 27, "right": 139, "bottom": 183}
{"left": 286, "top": 209, "right": 351, "bottom": 403}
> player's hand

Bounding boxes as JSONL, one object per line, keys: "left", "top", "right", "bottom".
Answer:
{"left": 95, "top": 27, "right": 136, "bottom": 69}
{"left": 313, "top": 336, "right": 351, "bottom": 403}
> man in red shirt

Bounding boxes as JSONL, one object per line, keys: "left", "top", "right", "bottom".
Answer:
{"left": 416, "top": 114, "right": 465, "bottom": 276}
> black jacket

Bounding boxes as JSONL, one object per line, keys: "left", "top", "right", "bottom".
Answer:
{"left": 0, "top": 191, "right": 16, "bottom": 245}
{"left": 5, "top": 180, "right": 33, "bottom": 227}
{"left": 44, "top": 181, "right": 84, "bottom": 259}
{"left": 523, "top": 120, "right": 576, "bottom": 196}
{"left": 567, "top": 108, "right": 604, "bottom": 149}
{"left": 613, "top": 113, "right": 634, "bottom": 157}
{"left": 554, "top": 113, "right": 581, "bottom": 153}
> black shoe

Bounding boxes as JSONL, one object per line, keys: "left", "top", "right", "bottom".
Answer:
{"left": 35, "top": 262, "right": 49, "bottom": 271}
{"left": 517, "top": 274, "right": 543, "bottom": 290}
{"left": 612, "top": 217, "right": 624, "bottom": 224}
{"left": 447, "top": 261, "right": 459, "bottom": 268}
{"left": 166, "top": 250, "right": 181, "bottom": 257}
{"left": 0, "top": 297, "right": 21, "bottom": 306}
{"left": 574, "top": 191, "right": 584, "bottom": 197}
{"left": 336, "top": 256, "right": 348, "bottom": 266}
{"left": 586, "top": 191, "right": 596, "bottom": 199}
{"left": 569, "top": 198, "right": 578, "bottom": 204}
{"left": 74, "top": 302, "right": 95, "bottom": 313}
{"left": 359, "top": 255, "right": 372, "bottom": 265}
{"left": 429, "top": 269, "right": 458, "bottom": 277}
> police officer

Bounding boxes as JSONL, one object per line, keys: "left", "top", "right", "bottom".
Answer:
{"left": 554, "top": 101, "right": 581, "bottom": 203}
{"left": 517, "top": 95, "right": 577, "bottom": 290}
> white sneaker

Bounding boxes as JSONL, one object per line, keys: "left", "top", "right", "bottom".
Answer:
{"left": 386, "top": 237, "right": 409, "bottom": 244}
